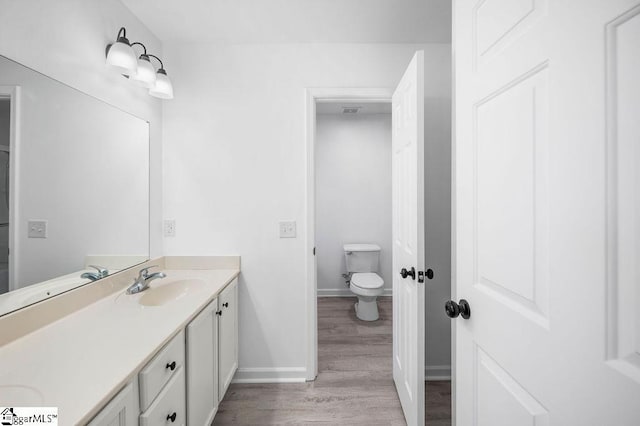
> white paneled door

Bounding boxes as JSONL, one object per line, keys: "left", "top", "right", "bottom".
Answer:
{"left": 392, "top": 50, "right": 425, "bottom": 426}
{"left": 454, "top": 0, "right": 640, "bottom": 424}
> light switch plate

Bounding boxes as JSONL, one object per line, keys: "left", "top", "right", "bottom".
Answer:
{"left": 28, "top": 220, "right": 48, "bottom": 238}
{"left": 279, "top": 221, "right": 296, "bottom": 238}
{"left": 164, "top": 219, "right": 176, "bottom": 237}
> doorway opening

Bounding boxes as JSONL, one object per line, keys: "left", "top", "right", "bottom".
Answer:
{"left": 305, "top": 84, "right": 452, "bottom": 425}
{"left": 315, "top": 101, "right": 392, "bottom": 301}
{"left": 0, "top": 89, "right": 16, "bottom": 297}
{"left": 314, "top": 96, "right": 403, "bottom": 420}
{"left": 305, "top": 88, "right": 393, "bottom": 383}
{"left": 0, "top": 98, "right": 10, "bottom": 295}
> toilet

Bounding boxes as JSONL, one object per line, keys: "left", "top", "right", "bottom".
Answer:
{"left": 343, "top": 243, "right": 384, "bottom": 321}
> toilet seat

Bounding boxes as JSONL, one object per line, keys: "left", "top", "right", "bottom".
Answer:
{"left": 350, "top": 273, "right": 384, "bottom": 297}
{"left": 351, "top": 272, "right": 384, "bottom": 288}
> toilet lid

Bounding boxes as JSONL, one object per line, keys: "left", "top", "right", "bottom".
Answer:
{"left": 344, "top": 243, "right": 381, "bottom": 252}
{"left": 351, "top": 273, "right": 384, "bottom": 289}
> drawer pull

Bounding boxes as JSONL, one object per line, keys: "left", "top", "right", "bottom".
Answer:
{"left": 166, "top": 361, "right": 176, "bottom": 371}
{"left": 223, "top": 302, "right": 229, "bottom": 308}
{"left": 167, "top": 412, "right": 177, "bottom": 423}
{"left": 216, "top": 310, "right": 222, "bottom": 316}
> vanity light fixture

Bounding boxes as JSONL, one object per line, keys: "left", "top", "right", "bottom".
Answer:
{"left": 148, "top": 55, "right": 174, "bottom": 99}
{"left": 130, "top": 42, "right": 156, "bottom": 89}
{"left": 106, "top": 27, "right": 173, "bottom": 100}
{"left": 105, "top": 27, "right": 137, "bottom": 75}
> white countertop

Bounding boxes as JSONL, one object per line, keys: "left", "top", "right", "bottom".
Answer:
{"left": 0, "top": 268, "right": 239, "bottom": 425}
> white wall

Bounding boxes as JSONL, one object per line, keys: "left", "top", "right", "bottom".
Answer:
{"left": 0, "top": 0, "right": 163, "bottom": 258}
{"left": 315, "top": 113, "right": 392, "bottom": 296}
{"left": 162, "top": 42, "right": 452, "bottom": 380}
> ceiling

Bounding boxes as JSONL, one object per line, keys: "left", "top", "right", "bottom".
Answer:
{"left": 122, "top": 0, "right": 451, "bottom": 44}
{"left": 316, "top": 102, "right": 391, "bottom": 115}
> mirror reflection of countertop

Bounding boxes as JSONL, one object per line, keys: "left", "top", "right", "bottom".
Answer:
{"left": 0, "top": 269, "right": 122, "bottom": 315}
{"left": 0, "top": 267, "right": 240, "bottom": 425}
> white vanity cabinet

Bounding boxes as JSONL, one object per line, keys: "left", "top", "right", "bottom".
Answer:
{"left": 186, "top": 296, "right": 219, "bottom": 425}
{"left": 218, "top": 278, "right": 238, "bottom": 399}
{"left": 87, "top": 380, "right": 139, "bottom": 426}
{"left": 89, "top": 277, "right": 239, "bottom": 426}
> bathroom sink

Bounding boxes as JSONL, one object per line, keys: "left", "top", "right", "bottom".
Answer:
{"left": 136, "top": 279, "right": 207, "bottom": 306}
{"left": 0, "top": 385, "right": 44, "bottom": 405}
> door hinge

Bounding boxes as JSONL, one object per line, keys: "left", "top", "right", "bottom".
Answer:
{"left": 313, "top": 247, "right": 316, "bottom": 256}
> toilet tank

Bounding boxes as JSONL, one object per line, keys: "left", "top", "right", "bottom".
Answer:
{"left": 344, "top": 244, "right": 381, "bottom": 273}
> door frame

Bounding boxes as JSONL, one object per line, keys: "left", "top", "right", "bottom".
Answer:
{"left": 0, "top": 86, "right": 20, "bottom": 292}
{"left": 304, "top": 87, "right": 394, "bottom": 380}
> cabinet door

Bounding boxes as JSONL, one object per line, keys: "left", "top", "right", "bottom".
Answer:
{"left": 88, "top": 379, "right": 139, "bottom": 426}
{"left": 218, "top": 278, "right": 238, "bottom": 399}
{"left": 186, "top": 298, "right": 218, "bottom": 426}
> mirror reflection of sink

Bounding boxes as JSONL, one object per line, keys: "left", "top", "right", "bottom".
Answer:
{"left": 0, "top": 385, "right": 44, "bottom": 405}
{"left": 137, "top": 279, "right": 207, "bottom": 307}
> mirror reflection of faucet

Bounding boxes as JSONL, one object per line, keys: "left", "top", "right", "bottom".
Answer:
{"left": 80, "top": 265, "right": 109, "bottom": 281}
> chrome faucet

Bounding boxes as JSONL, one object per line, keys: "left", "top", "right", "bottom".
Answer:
{"left": 126, "top": 266, "right": 166, "bottom": 295}
{"left": 81, "top": 265, "right": 109, "bottom": 281}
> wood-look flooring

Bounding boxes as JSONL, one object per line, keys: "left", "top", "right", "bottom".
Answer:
{"left": 213, "top": 296, "right": 451, "bottom": 425}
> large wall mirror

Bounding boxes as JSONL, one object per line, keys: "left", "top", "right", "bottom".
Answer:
{"left": 0, "top": 55, "right": 150, "bottom": 316}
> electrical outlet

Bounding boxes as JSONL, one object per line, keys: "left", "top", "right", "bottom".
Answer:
{"left": 164, "top": 219, "right": 176, "bottom": 237}
{"left": 28, "top": 220, "right": 48, "bottom": 238}
{"left": 279, "top": 221, "right": 296, "bottom": 238}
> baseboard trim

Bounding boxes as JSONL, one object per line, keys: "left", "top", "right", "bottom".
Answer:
{"left": 317, "top": 288, "right": 393, "bottom": 297}
{"left": 233, "top": 366, "right": 449, "bottom": 383}
{"left": 232, "top": 367, "right": 308, "bottom": 384}
{"left": 425, "top": 365, "right": 451, "bottom": 381}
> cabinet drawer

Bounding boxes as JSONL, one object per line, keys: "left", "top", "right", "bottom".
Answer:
{"left": 139, "top": 330, "right": 185, "bottom": 411}
{"left": 140, "top": 366, "right": 186, "bottom": 426}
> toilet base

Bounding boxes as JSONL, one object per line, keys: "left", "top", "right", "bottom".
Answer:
{"left": 354, "top": 296, "right": 379, "bottom": 321}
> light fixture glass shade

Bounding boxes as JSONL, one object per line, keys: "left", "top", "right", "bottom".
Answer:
{"left": 131, "top": 55, "right": 156, "bottom": 88}
{"left": 106, "top": 39, "right": 137, "bottom": 75}
{"left": 149, "top": 70, "right": 174, "bottom": 99}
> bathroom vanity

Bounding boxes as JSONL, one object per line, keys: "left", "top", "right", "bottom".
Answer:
{"left": 0, "top": 52, "right": 241, "bottom": 425}
{"left": 0, "top": 256, "right": 240, "bottom": 426}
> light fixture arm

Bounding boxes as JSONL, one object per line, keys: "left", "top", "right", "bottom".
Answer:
{"left": 114, "top": 27, "right": 129, "bottom": 43}
{"left": 147, "top": 54, "right": 165, "bottom": 71}
{"left": 130, "top": 42, "right": 148, "bottom": 56}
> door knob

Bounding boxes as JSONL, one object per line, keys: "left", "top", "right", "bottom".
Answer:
{"left": 400, "top": 267, "right": 416, "bottom": 280}
{"left": 445, "top": 299, "right": 471, "bottom": 319}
